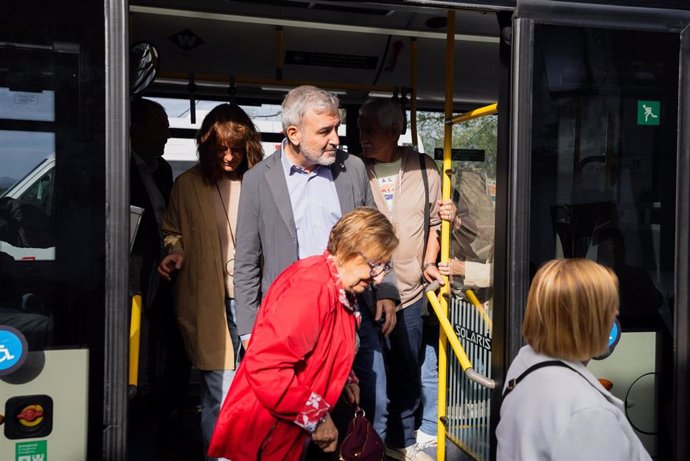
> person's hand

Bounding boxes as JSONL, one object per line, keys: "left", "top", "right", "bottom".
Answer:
{"left": 158, "top": 252, "right": 183, "bottom": 280}
{"left": 438, "top": 258, "right": 465, "bottom": 277}
{"left": 423, "top": 263, "right": 446, "bottom": 285}
{"left": 376, "top": 299, "right": 397, "bottom": 337}
{"left": 453, "top": 215, "right": 462, "bottom": 231}
{"left": 241, "top": 339, "right": 249, "bottom": 350}
{"left": 343, "top": 383, "right": 360, "bottom": 405}
{"left": 437, "top": 199, "right": 457, "bottom": 223}
{"left": 311, "top": 413, "right": 338, "bottom": 453}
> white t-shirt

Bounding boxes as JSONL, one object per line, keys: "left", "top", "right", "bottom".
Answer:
{"left": 373, "top": 158, "right": 401, "bottom": 212}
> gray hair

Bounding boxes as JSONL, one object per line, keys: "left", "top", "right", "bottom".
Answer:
{"left": 358, "top": 98, "right": 404, "bottom": 138}
{"left": 281, "top": 85, "right": 340, "bottom": 132}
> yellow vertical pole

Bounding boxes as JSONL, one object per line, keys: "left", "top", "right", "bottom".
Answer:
{"left": 437, "top": 9, "right": 455, "bottom": 461}
{"left": 410, "top": 37, "right": 418, "bottom": 149}
{"left": 129, "top": 294, "right": 142, "bottom": 387}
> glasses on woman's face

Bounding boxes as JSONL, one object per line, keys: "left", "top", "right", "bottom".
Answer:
{"left": 359, "top": 253, "right": 392, "bottom": 278}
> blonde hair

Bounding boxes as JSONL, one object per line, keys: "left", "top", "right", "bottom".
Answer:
{"left": 327, "top": 207, "right": 398, "bottom": 263}
{"left": 522, "top": 258, "right": 619, "bottom": 361}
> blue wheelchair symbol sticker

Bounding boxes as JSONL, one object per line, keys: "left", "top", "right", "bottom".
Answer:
{"left": 0, "top": 325, "right": 28, "bottom": 376}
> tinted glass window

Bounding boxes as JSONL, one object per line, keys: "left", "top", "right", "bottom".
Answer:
{"left": 529, "top": 24, "right": 679, "bottom": 457}
{"left": 530, "top": 25, "right": 677, "bottom": 331}
{"left": 0, "top": 46, "right": 102, "bottom": 351}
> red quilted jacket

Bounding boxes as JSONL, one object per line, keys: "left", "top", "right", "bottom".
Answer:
{"left": 209, "top": 253, "right": 357, "bottom": 460}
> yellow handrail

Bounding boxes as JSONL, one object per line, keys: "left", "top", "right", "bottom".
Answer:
{"left": 465, "top": 288, "right": 493, "bottom": 330}
{"left": 129, "top": 294, "right": 142, "bottom": 387}
{"left": 426, "top": 283, "right": 496, "bottom": 389}
{"left": 437, "top": 10, "right": 456, "bottom": 461}
{"left": 449, "top": 103, "right": 498, "bottom": 125}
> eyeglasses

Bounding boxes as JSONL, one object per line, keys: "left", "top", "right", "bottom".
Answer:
{"left": 360, "top": 253, "right": 392, "bottom": 278}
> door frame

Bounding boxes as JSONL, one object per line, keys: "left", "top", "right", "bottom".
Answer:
{"left": 674, "top": 22, "right": 690, "bottom": 461}
{"left": 104, "top": 0, "right": 129, "bottom": 459}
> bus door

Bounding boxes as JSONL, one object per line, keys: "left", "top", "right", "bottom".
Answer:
{"left": 505, "top": 1, "right": 690, "bottom": 459}
{"left": 0, "top": 1, "right": 121, "bottom": 459}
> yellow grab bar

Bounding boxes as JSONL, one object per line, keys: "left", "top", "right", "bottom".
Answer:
{"left": 129, "top": 294, "right": 142, "bottom": 387}
{"left": 448, "top": 103, "right": 498, "bottom": 125}
{"left": 425, "top": 282, "right": 496, "bottom": 389}
{"left": 464, "top": 288, "right": 493, "bottom": 330}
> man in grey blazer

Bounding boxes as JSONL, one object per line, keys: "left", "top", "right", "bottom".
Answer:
{"left": 234, "top": 85, "right": 399, "bottom": 346}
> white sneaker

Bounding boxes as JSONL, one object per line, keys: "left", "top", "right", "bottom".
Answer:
{"left": 417, "top": 440, "right": 437, "bottom": 453}
{"left": 415, "top": 430, "right": 438, "bottom": 458}
{"left": 415, "top": 430, "right": 437, "bottom": 448}
{"left": 386, "top": 443, "right": 435, "bottom": 461}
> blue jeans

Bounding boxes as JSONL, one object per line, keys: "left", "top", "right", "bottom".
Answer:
{"left": 200, "top": 369, "right": 234, "bottom": 461}
{"left": 199, "top": 298, "right": 241, "bottom": 461}
{"left": 353, "top": 302, "right": 389, "bottom": 439}
{"left": 225, "top": 298, "right": 242, "bottom": 367}
{"left": 386, "top": 297, "right": 425, "bottom": 448}
{"left": 420, "top": 316, "right": 439, "bottom": 436}
{"left": 354, "top": 298, "right": 425, "bottom": 448}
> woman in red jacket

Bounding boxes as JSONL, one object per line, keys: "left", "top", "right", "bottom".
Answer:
{"left": 209, "top": 207, "right": 398, "bottom": 460}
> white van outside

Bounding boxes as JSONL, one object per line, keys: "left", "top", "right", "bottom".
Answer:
{"left": 0, "top": 153, "right": 56, "bottom": 261}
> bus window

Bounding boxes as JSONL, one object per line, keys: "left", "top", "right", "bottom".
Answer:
{"left": 423, "top": 112, "right": 498, "bottom": 303}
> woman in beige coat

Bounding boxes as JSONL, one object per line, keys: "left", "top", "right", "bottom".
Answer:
{"left": 158, "top": 103, "right": 263, "bottom": 460}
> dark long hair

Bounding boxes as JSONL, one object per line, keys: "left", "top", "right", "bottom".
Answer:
{"left": 196, "top": 103, "right": 263, "bottom": 184}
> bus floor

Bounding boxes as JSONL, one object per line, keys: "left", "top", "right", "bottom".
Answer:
{"left": 127, "top": 369, "right": 205, "bottom": 461}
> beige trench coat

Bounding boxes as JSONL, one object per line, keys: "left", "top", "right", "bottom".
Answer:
{"left": 161, "top": 165, "right": 235, "bottom": 370}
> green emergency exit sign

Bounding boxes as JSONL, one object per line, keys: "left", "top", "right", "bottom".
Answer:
{"left": 15, "top": 440, "right": 47, "bottom": 461}
{"left": 637, "top": 100, "right": 660, "bottom": 126}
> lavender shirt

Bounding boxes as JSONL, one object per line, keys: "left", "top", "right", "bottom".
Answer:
{"left": 280, "top": 141, "right": 342, "bottom": 259}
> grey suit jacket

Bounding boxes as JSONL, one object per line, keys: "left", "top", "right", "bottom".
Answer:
{"left": 234, "top": 148, "right": 399, "bottom": 336}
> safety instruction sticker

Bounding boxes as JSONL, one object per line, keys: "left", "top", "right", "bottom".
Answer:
{"left": 15, "top": 440, "right": 47, "bottom": 461}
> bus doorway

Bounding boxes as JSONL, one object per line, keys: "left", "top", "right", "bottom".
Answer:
{"left": 128, "top": 3, "right": 506, "bottom": 460}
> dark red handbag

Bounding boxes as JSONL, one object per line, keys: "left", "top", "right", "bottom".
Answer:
{"left": 339, "top": 407, "right": 385, "bottom": 461}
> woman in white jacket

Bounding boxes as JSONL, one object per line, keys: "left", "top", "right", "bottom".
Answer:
{"left": 496, "top": 258, "right": 651, "bottom": 461}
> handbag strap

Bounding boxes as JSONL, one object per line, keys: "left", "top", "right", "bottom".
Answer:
{"left": 502, "top": 360, "right": 576, "bottom": 398}
{"left": 420, "top": 152, "right": 430, "bottom": 260}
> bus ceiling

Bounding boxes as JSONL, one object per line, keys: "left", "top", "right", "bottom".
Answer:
{"left": 128, "top": 1, "right": 506, "bottom": 112}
